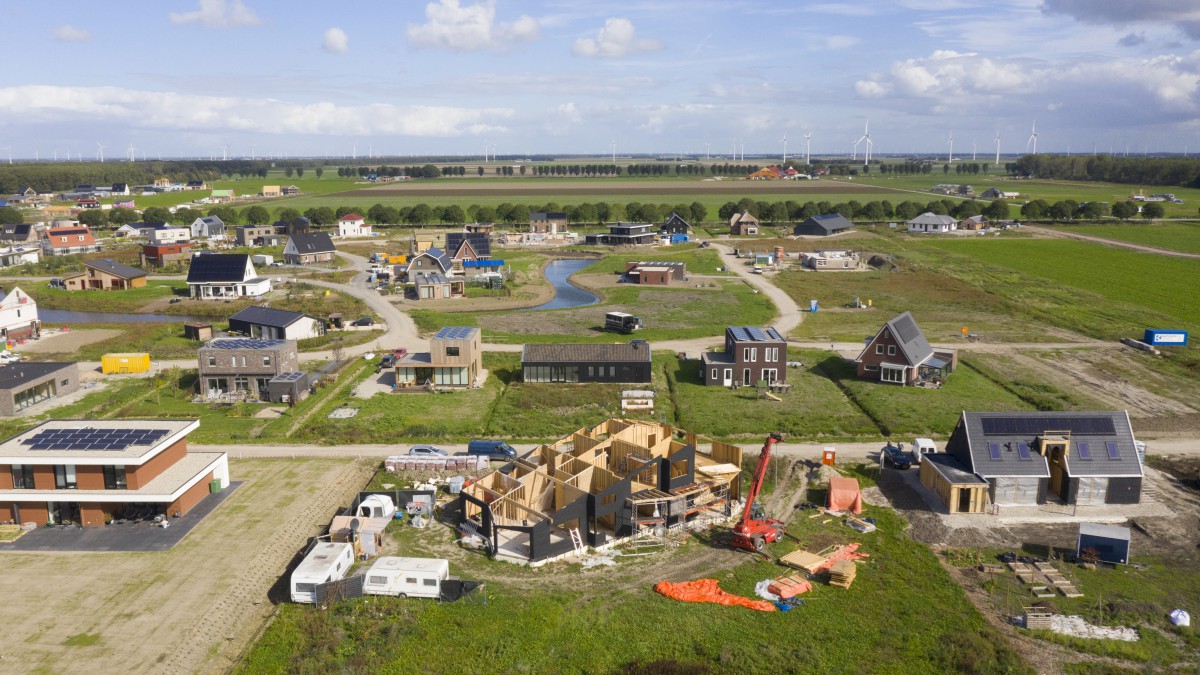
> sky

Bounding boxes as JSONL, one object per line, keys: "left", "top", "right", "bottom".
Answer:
{"left": 2, "top": 0, "right": 1200, "bottom": 160}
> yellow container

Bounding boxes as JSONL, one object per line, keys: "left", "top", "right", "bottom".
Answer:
{"left": 387, "top": 255, "right": 406, "bottom": 264}
{"left": 101, "top": 352, "right": 151, "bottom": 374}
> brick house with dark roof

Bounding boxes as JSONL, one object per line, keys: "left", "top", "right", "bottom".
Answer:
{"left": 282, "top": 232, "right": 336, "bottom": 265}
{"left": 854, "top": 312, "right": 957, "bottom": 385}
{"left": 521, "top": 341, "right": 653, "bottom": 383}
{"left": 729, "top": 211, "right": 760, "bottom": 235}
{"left": 701, "top": 326, "right": 786, "bottom": 387}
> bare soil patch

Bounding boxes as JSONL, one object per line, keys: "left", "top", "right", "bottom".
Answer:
{"left": 19, "top": 328, "right": 124, "bottom": 354}
{"left": 1023, "top": 350, "right": 1198, "bottom": 418}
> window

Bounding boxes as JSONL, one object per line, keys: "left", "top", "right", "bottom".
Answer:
{"left": 262, "top": 356, "right": 271, "bottom": 366}
{"left": 988, "top": 442, "right": 1001, "bottom": 460}
{"left": 207, "top": 356, "right": 216, "bottom": 366}
{"left": 875, "top": 344, "right": 884, "bottom": 355}
{"left": 54, "top": 465, "right": 77, "bottom": 489}
{"left": 1077, "top": 441, "right": 1092, "bottom": 460}
{"left": 369, "top": 576, "right": 388, "bottom": 585}
{"left": 881, "top": 366, "right": 905, "bottom": 384}
{"left": 11, "top": 464, "right": 34, "bottom": 489}
{"left": 1017, "top": 443, "right": 1032, "bottom": 460}
{"left": 887, "top": 345, "right": 896, "bottom": 356}
{"left": 1106, "top": 441, "right": 1120, "bottom": 460}
{"left": 405, "top": 577, "right": 417, "bottom": 584}
{"left": 240, "top": 356, "right": 247, "bottom": 367}
{"left": 446, "top": 346, "right": 460, "bottom": 357}
{"left": 103, "top": 465, "right": 127, "bottom": 490}
{"left": 711, "top": 368, "right": 718, "bottom": 380}
{"left": 77, "top": 235, "right": 85, "bottom": 241}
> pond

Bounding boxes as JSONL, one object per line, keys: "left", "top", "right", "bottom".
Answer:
{"left": 528, "top": 259, "right": 600, "bottom": 311}
{"left": 40, "top": 309, "right": 205, "bottom": 324}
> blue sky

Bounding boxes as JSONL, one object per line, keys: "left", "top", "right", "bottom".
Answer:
{"left": 2, "top": 0, "right": 1199, "bottom": 159}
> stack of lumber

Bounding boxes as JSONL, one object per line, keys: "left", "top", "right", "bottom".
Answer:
{"left": 768, "top": 573, "right": 812, "bottom": 599}
{"left": 828, "top": 560, "right": 858, "bottom": 589}
{"left": 779, "top": 548, "right": 828, "bottom": 574}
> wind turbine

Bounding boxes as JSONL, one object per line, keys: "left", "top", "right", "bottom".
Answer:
{"left": 972, "top": 139, "right": 977, "bottom": 161}
{"left": 96, "top": 142, "right": 105, "bottom": 163}
{"left": 781, "top": 133, "right": 788, "bottom": 163}
{"left": 1026, "top": 122, "right": 1039, "bottom": 155}
{"left": 4, "top": 146, "right": 10, "bottom": 165}
{"left": 994, "top": 131, "right": 1001, "bottom": 166}
{"left": 222, "top": 145, "right": 229, "bottom": 161}
{"left": 611, "top": 138, "right": 616, "bottom": 163}
{"left": 853, "top": 120, "right": 872, "bottom": 166}
{"left": 947, "top": 131, "right": 954, "bottom": 163}
{"left": 803, "top": 133, "right": 812, "bottom": 165}
{"left": 127, "top": 143, "right": 136, "bottom": 162}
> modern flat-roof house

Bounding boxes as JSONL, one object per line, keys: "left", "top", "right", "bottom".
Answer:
{"left": 273, "top": 217, "right": 310, "bottom": 237}
{"left": 460, "top": 418, "right": 743, "bottom": 563}
{"left": 907, "top": 212, "right": 958, "bottom": 233}
{"left": 141, "top": 242, "right": 192, "bottom": 269}
{"left": 197, "top": 338, "right": 299, "bottom": 400}
{"left": 0, "top": 247, "right": 39, "bottom": 268}
{"left": 624, "top": 261, "right": 686, "bottom": 285}
{"left": 0, "top": 419, "right": 229, "bottom": 527}
{"left": 228, "top": 306, "right": 325, "bottom": 341}
{"left": 854, "top": 312, "right": 957, "bottom": 385}
{"left": 730, "top": 211, "right": 760, "bottom": 235}
{"left": 336, "top": 213, "right": 372, "bottom": 238}
{"left": 521, "top": 342, "right": 653, "bottom": 383}
{"left": 800, "top": 249, "right": 859, "bottom": 270}
{"left": 0, "top": 362, "right": 79, "bottom": 416}
{"left": 137, "top": 222, "right": 191, "bottom": 245}
{"left": 41, "top": 225, "right": 102, "bottom": 257}
{"left": 412, "top": 271, "right": 464, "bottom": 300}
{"left": 584, "top": 222, "right": 657, "bottom": 246}
{"left": 701, "top": 326, "right": 787, "bottom": 387}
{"left": 235, "top": 225, "right": 278, "bottom": 247}
{"left": 63, "top": 258, "right": 148, "bottom": 291}
{"left": 794, "top": 213, "right": 854, "bottom": 237}
{"left": 393, "top": 326, "right": 482, "bottom": 388}
{"left": 934, "top": 410, "right": 1143, "bottom": 509}
{"left": 0, "top": 287, "right": 39, "bottom": 340}
{"left": 529, "top": 211, "right": 567, "bottom": 234}
{"left": 190, "top": 216, "right": 226, "bottom": 240}
{"left": 185, "top": 254, "right": 271, "bottom": 299}
{"left": 283, "top": 232, "right": 336, "bottom": 265}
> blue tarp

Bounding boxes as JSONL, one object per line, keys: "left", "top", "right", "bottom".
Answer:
{"left": 670, "top": 234, "right": 689, "bottom": 243}
{"left": 463, "top": 259, "right": 504, "bottom": 267}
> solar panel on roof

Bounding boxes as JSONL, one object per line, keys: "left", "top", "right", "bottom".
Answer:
{"left": 893, "top": 314, "right": 921, "bottom": 344}
{"left": 21, "top": 427, "right": 170, "bottom": 451}
{"left": 980, "top": 416, "right": 1117, "bottom": 436}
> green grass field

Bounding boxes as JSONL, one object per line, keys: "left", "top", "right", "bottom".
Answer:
{"left": 1056, "top": 222, "right": 1200, "bottom": 254}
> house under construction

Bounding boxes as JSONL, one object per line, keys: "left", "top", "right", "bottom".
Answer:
{"left": 459, "top": 419, "right": 744, "bottom": 563}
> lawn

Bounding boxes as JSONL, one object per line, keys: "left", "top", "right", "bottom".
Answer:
{"left": 25, "top": 281, "right": 189, "bottom": 313}
{"left": 1056, "top": 221, "right": 1200, "bottom": 254}
{"left": 581, "top": 244, "right": 731, "bottom": 275}
{"left": 238, "top": 496, "right": 1027, "bottom": 673}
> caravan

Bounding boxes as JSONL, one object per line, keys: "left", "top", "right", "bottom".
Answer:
{"left": 290, "top": 542, "right": 354, "bottom": 603}
{"left": 361, "top": 556, "right": 450, "bottom": 599}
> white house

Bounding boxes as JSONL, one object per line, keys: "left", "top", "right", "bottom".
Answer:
{"left": 0, "top": 247, "right": 40, "bottom": 268}
{"left": 138, "top": 222, "right": 192, "bottom": 245}
{"left": 227, "top": 306, "right": 325, "bottom": 340}
{"left": 185, "top": 254, "right": 271, "bottom": 299}
{"left": 336, "top": 213, "right": 372, "bottom": 238}
{"left": 0, "top": 286, "right": 40, "bottom": 340}
{"left": 115, "top": 224, "right": 144, "bottom": 239}
{"left": 907, "top": 212, "right": 958, "bottom": 234}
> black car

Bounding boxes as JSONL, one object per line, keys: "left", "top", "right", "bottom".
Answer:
{"left": 881, "top": 443, "right": 912, "bottom": 469}
{"left": 352, "top": 317, "right": 375, "bottom": 327}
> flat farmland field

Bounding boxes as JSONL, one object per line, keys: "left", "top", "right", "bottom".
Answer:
{"left": 1057, "top": 222, "right": 1200, "bottom": 254}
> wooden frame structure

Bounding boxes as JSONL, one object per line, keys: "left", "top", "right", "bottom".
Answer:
{"left": 459, "top": 419, "right": 742, "bottom": 563}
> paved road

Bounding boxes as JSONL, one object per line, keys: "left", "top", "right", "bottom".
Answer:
{"left": 1024, "top": 224, "right": 1200, "bottom": 259}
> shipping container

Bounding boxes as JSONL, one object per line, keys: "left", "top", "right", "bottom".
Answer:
{"left": 101, "top": 352, "right": 151, "bottom": 374}
{"left": 1143, "top": 329, "right": 1188, "bottom": 346}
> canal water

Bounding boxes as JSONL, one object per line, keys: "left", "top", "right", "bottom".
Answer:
{"left": 528, "top": 259, "right": 600, "bottom": 311}
{"left": 40, "top": 309, "right": 204, "bottom": 324}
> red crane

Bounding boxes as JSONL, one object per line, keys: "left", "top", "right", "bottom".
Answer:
{"left": 731, "top": 432, "right": 785, "bottom": 552}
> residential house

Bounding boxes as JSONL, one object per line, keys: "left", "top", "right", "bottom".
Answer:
{"left": 729, "top": 211, "right": 760, "bottom": 235}
{"left": 273, "top": 217, "right": 310, "bottom": 237}
{"left": 584, "top": 222, "right": 657, "bottom": 246}
{"left": 11, "top": 187, "right": 38, "bottom": 203}
{"left": 0, "top": 224, "right": 38, "bottom": 246}
{"left": 228, "top": 306, "right": 325, "bottom": 341}
{"left": 260, "top": 185, "right": 281, "bottom": 198}
{"left": 800, "top": 249, "right": 859, "bottom": 271}
{"left": 209, "top": 189, "right": 234, "bottom": 203}
{"left": 959, "top": 215, "right": 988, "bottom": 231}
{"left": 404, "top": 247, "right": 452, "bottom": 279}
{"left": 336, "top": 213, "right": 372, "bottom": 238}
{"left": 701, "top": 326, "right": 787, "bottom": 387}
{"left": 141, "top": 243, "right": 192, "bottom": 269}
{"left": 198, "top": 338, "right": 299, "bottom": 399}
{"left": 41, "top": 225, "right": 102, "bottom": 256}
{"left": 445, "top": 232, "right": 502, "bottom": 277}
{"left": 661, "top": 212, "right": 691, "bottom": 235}
{"left": 153, "top": 177, "right": 172, "bottom": 189}
{"left": 138, "top": 222, "right": 191, "bottom": 245}
{"left": 190, "top": 216, "right": 226, "bottom": 240}
{"left": 114, "top": 224, "right": 143, "bottom": 239}
{"left": 907, "top": 212, "right": 958, "bottom": 234}
{"left": 854, "top": 311, "right": 957, "bottom": 385}
{"left": 521, "top": 341, "right": 653, "bottom": 383}
{"left": 0, "top": 247, "right": 39, "bottom": 268}
{"left": 109, "top": 182, "right": 129, "bottom": 196}
{"left": 935, "top": 410, "right": 1143, "bottom": 509}
{"left": 464, "top": 222, "right": 494, "bottom": 235}
{"left": 63, "top": 258, "right": 147, "bottom": 291}
{"left": 185, "top": 180, "right": 208, "bottom": 191}
{"left": 235, "top": 225, "right": 278, "bottom": 247}
{"left": 282, "top": 232, "right": 336, "bottom": 265}
{"left": 393, "top": 326, "right": 481, "bottom": 387}
{"left": 280, "top": 185, "right": 302, "bottom": 196}
{"left": 75, "top": 197, "right": 100, "bottom": 210}
{"left": 0, "top": 361, "right": 79, "bottom": 416}
{"left": 185, "top": 254, "right": 271, "bottom": 299}
{"left": 0, "top": 419, "right": 229, "bottom": 527}
{"left": 624, "top": 261, "right": 686, "bottom": 285}
{"left": 412, "top": 271, "right": 464, "bottom": 300}
{"left": 0, "top": 287, "right": 39, "bottom": 340}
{"left": 529, "top": 211, "right": 567, "bottom": 234}
{"left": 794, "top": 213, "right": 854, "bottom": 237}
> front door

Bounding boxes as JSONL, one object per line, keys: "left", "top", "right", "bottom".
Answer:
{"left": 722, "top": 369, "right": 732, "bottom": 387}
{"left": 742, "top": 369, "right": 752, "bottom": 386}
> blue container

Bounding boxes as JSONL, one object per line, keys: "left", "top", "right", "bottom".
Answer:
{"left": 1143, "top": 329, "right": 1188, "bottom": 346}
{"left": 809, "top": 300, "right": 819, "bottom": 313}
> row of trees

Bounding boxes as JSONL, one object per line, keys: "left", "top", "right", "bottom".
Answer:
{"left": 1013, "top": 154, "right": 1200, "bottom": 187}
{"left": 1019, "top": 199, "right": 1163, "bottom": 221}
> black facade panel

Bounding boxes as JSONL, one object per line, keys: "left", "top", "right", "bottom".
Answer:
{"left": 1105, "top": 477, "right": 1142, "bottom": 504}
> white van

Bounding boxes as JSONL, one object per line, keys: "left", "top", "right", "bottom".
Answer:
{"left": 911, "top": 438, "right": 937, "bottom": 464}
{"left": 361, "top": 556, "right": 449, "bottom": 599}
{"left": 290, "top": 541, "right": 354, "bottom": 603}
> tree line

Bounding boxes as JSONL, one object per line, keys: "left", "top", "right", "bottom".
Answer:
{"left": 1012, "top": 154, "right": 1200, "bottom": 187}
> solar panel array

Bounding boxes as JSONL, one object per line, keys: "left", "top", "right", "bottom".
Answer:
{"left": 436, "top": 326, "right": 475, "bottom": 340}
{"left": 893, "top": 314, "right": 921, "bottom": 345}
{"left": 980, "top": 416, "right": 1116, "bottom": 437}
{"left": 272, "top": 371, "right": 305, "bottom": 382}
{"left": 728, "top": 326, "right": 780, "bottom": 343}
{"left": 22, "top": 428, "right": 169, "bottom": 451}
{"left": 209, "top": 338, "right": 288, "bottom": 350}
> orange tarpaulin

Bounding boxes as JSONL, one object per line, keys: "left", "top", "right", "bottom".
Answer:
{"left": 827, "top": 476, "right": 863, "bottom": 515}
{"left": 654, "top": 579, "right": 778, "bottom": 612}
{"left": 813, "top": 542, "right": 870, "bottom": 573}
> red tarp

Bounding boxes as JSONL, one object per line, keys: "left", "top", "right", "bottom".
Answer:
{"left": 654, "top": 578, "right": 778, "bottom": 612}
{"left": 827, "top": 476, "right": 863, "bottom": 515}
{"left": 813, "top": 542, "right": 870, "bottom": 573}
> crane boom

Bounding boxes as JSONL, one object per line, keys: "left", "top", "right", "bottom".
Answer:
{"left": 739, "top": 432, "right": 782, "bottom": 527}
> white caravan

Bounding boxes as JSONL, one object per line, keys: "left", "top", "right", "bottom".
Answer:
{"left": 362, "top": 556, "right": 449, "bottom": 599}
{"left": 290, "top": 541, "right": 354, "bottom": 603}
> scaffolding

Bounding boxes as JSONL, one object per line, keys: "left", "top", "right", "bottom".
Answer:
{"left": 621, "top": 481, "right": 731, "bottom": 548}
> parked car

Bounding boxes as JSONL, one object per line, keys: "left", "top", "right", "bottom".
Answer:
{"left": 880, "top": 443, "right": 912, "bottom": 470}
{"left": 407, "top": 444, "right": 447, "bottom": 457}
{"left": 352, "top": 317, "right": 375, "bottom": 327}
{"left": 466, "top": 439, "right": 518, "bottom": 460}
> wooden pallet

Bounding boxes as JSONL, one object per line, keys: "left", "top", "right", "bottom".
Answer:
{"left": 828, "top": 559, "right": 858, "bottom": 589}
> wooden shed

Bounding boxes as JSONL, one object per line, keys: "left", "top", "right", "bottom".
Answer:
{"left": 184, "top": 323, "right": 213, "bottom": 341}
{"left": 919, "top": 453, "right": 990, "bottom": 514}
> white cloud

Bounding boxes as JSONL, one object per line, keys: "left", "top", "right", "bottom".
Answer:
{"left": 854, "top": 78, "right": 891, "bottom": 98}
{"left": 53, "top": 25, "right": 91, "bottom": 42}
{"left": 822, "top": 35, "right": 859, "bottom": 50}
{"left": 169, "top": 0, "right": 263, "bottom": 28}
{"left": 407, "top": 0, "right": 539, "bottom": 52}
{"left": 572, "top": 18, "right": 662, "bottom": 58}
{"left": 544, "top": 102, "right": 583, "bottom": 136}
{"left": 0, "top": 85, "right": 511, "bottom": 137}
{"left": 323, "top": 27, "right": 349, "bottom": 54}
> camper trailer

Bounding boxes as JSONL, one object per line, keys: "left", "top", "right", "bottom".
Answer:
{"left": 290, "top": 542, "right": 354, "bottom": 603}
{"left": 605, "top": 311, "right": 644, "bottom": 334}
{"left": 357, "top": 494, "right": 396, "bottom": 519}
{"left": 361, "top": 556, "right": 450, "bottom": 599}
